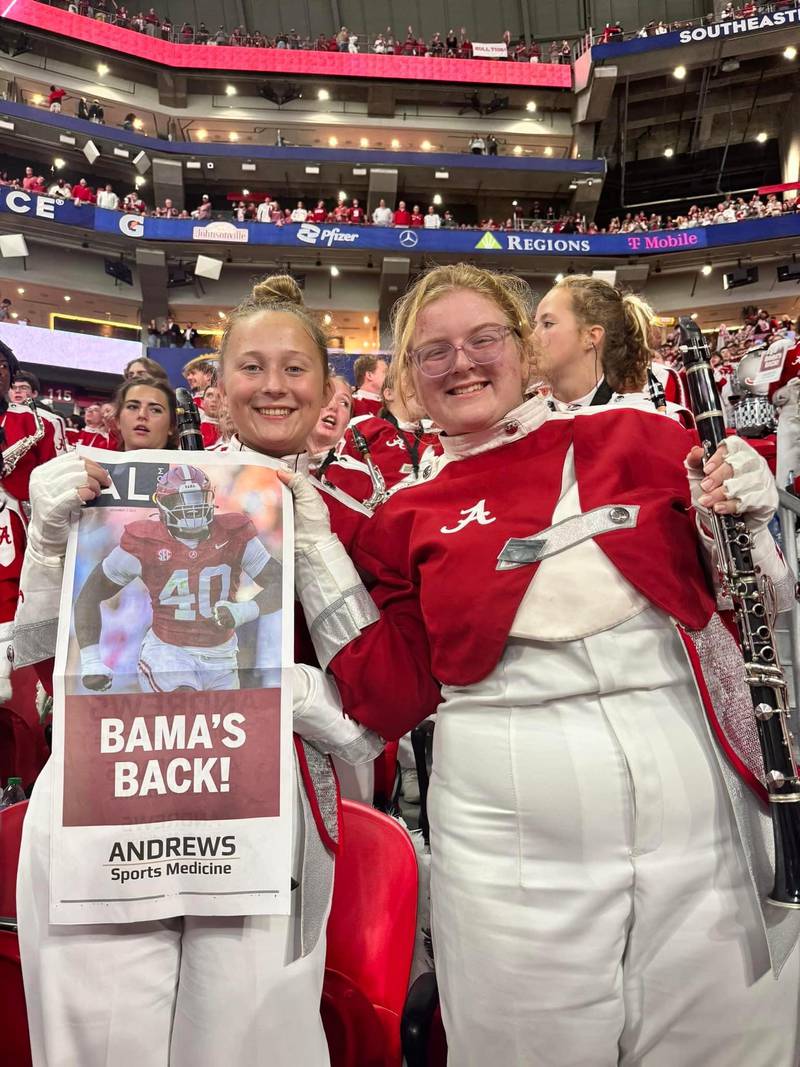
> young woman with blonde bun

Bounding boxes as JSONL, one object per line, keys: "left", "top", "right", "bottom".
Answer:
{"left": 13, "top": 275, "right": 382, "bottom": 1067}
{"left": 533, "top": 274, "right": 689, "bottom": 417}
{"left": 282, "top": 263, "right": 800, "bottom": 1066}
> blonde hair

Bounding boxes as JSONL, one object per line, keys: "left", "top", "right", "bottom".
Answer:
{"left": 218, "top": 274, "right": 329, "bottom": 379}
{"left": 391, "top": 264, "right": 535, "bottom": 400}
{"left": 554, "top": 274, "right": 655, "bottom": 392}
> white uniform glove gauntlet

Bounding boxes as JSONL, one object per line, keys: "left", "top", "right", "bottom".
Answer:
{"left": 291, "top": 664, "right": 384, "bottom": 764}
{"left": 686, "top": 435, "right": 777, "bottom": 532}
{"left": 28, "top": 452, "right": 95, "bottom": 559}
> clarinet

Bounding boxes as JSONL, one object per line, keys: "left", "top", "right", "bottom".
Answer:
{"left": 175, "top": 388, "right": 205, "bottom": 451}
{"left": 678, "top": 316, "right": 800, "bottom": 908}
{"left": 349, "top": 425, "right": 387, "bottom": 510}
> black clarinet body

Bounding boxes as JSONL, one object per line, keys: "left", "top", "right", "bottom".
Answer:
{"left": 175, "top": 387, "right": 205, "bottom": 451}
{"left": 678, "top": 316, "right": 800, "bottom": 907}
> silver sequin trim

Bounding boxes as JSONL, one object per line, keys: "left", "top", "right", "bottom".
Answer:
{"left": 308, "top": 585, "right": 380, "bottom": 669}
{"left": 497, "top": 504, "right": 640, "bottom": 570}
{"left": 300, "top": 739, "right": 340, "bottom": 845}
{"left": 686, "top": 613, "right": 766, "bottom": 786}
{"left": 12, "top": 617, "right": 58, "bottom": 668}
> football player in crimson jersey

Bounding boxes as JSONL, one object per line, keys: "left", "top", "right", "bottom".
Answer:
{"left": 74, "top": 463, "right": 281, "bottom": 693}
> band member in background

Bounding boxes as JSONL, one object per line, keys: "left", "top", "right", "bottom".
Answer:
{"left": 13, "top": 276, "right": 382, "bottom": 1067}
{"left": 199, "top": 383, "right": 222, "bottom": 448}
{"left": 350, "top": 354, "right": 388, "bottom": 418}
{"left": 283, "top": 263, "right": 800, "bottom": 1067}
{"left": 75, "top": 403, "right": 111, "bottom": 449}
{"left": 9, "top": 370, "right": 68, "bottom": 456}
{"left": 182, "top": 355, "right": 217, "bottom": 409}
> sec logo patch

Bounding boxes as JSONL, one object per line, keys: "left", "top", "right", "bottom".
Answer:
{"left": 157, "top": 548, "right": 172, "bottom": 561}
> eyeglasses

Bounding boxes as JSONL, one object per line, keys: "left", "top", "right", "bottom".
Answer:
{"left": 410, "top": 325, "right": 518, "bottom": 378}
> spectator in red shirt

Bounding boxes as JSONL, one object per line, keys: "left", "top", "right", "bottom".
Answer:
{"left": 308, "top": 200, "right": 326, "bottom": 223}
{"left": 72, "top": 178, "right": 94, "bottom": 205}
{"left": 393, "top": 200, "right": 411, "bottom": 226}
{"left": 22, "top": 167, "right": 41, "bottom": 192}
{"left": 47, "top": 86, "right": 66, "bottom": 112}
{"left": 409, "top": 204, "right": 424, "bottom": 227}
{"left": 333, "top": 201, "right": 351, "bottom": 223}
{"left": 349, "top": 198, "right": 366, "bottom": 224}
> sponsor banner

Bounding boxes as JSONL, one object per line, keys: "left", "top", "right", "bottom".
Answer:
{"left": 18, "top": 196, "right": 800, "bottom": 258}
{"left": 471, "top": 41, "right": 509, "bottom": 58}
{"left": 50, "top": 447, "right": 293, "bottom": 925}
{"left": 0, "top": 185, "right": 94, "bottom": 227}
{"left": 679, "top": 9, "right": 800, "bottom": 44}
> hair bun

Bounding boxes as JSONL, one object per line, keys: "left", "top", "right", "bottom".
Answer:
{"left": 251, "top": 274, "right": 304, "bottom": 307}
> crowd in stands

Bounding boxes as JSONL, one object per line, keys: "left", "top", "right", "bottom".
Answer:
{"left": 598, "top": 0, "right": 795, "bottom": 44}
{"left": 50, "top": 1, "right": 572, "bottom": 62}
{"left": 4, "top": 162, "right": 798, "bottom": 237}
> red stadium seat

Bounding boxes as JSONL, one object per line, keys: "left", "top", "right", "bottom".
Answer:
{"left": 322, "top": 799, "right": 418, "bottom": 1067}
{"left": 0, "top": 799, "right": 32, "bottom": 1067}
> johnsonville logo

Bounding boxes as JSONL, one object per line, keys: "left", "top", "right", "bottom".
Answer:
{"left": 192, "top": 222, "right": 249, "bottom": 243}
{"left": 625, "top": 232, "right": 700, "bottom": 250}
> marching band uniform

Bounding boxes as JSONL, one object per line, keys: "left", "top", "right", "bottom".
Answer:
{"left": 13, "top": 446, "right": 382, "bottom": 1067}
{"left": 767, "top": 338, "right": 800, "bottom": 489}
{"left": 650, "top": 358, "right": 687, "bottom": 407}
{"left": 349, "top": 387, "right": 382, "bottom": 419}
{"left": 338, "top": 413, "right": 443, "bottom": 488}
{"left": 292, "top": 396, "right": 800, "bottom": 1066}
{"left": 75, "top": 427, "right": 111, "bottom": 450}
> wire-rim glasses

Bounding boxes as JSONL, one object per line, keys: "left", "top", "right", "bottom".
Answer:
{"left": 410, "top": 324, "right": 518, "bottom": 379}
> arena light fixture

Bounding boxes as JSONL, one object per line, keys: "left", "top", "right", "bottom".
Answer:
{"left": 31, "top": 93, "right": 43, "bottom": 105}
{"left": 133, "top": 117, "right": 144, "bottom": 130}
{"left": 64, "top": 295, "right": 71, "bottom": 302}
{"left": 134, "top": 175, "right": 146, "bottom": 187}
{"left": 391, "top": 138, "right": 400, "bottom": 148}
{"left": 435, "top": 170, "right": 449, "bottom": 179}
{"left": 97, "top": 63, "right": 109, "bottom": 76}
{"left": 433, "top": 193, "right": 442, "bottom": 205}
{"left": 225, "top": 84, "right": 237, "bottom": 96}
{"left": 52, "top": 157, "right": 65, "bottom": 169}
{"left": 338, "top": 190, "right": 347, "bottom": 200}
{"left": 330, "top": 265, "right": 340, "bottom": 277}
{"left": 569, "top": 181, "right": 578, "bottom": 190}
{"left": 10, "top": 312, "right": 17, "bottom": 320}
{"left": 784, "top": 45, "right": 797, "bottom": 60}
{"left": 58, "top": 134, "right": 75, "bottom": 145}
{"left": 360, "top": 137, "right": 369, "bottom": 148}
{"left": 242, "top": 188, "right": 250, "bottom": 196}
{"left": 421, "top": 140, "right": 432, "bottom": 150}
{"left": 242, "top": 162, "right": 256, "bottom": 171}
{"left": 218, "top": 310, "right": 226, "bottom": 319}
{"left": 318, "top": 88, "right": 330, "bottom": 101}
{"left": 512, "top": 200, "right": 518, "bottom": 206}
{"left": 196, "top": 128, "right": 208, "bottom": 141}
{"left": 0, "top": 235, "right": 28, "bottom": 258}
{"left": 664, "top": 146, "right": 674, "bottom": 158}
{"left": 16, "top": 287, "right": 24, "bottom": 294}
{"left": 673, "top": 64, "right": 687, "bottom": 79}
{"left": 228, "top": 131, "right": 239, "bottom": 142}
{"left": 701, "top": 261, "right": 712, "bottom": 276}
{"left": 83, "top": 139, "right": 100, "bottom": 164}
{"left": 328, "top": 136, "right": 338, "bottom": 146}
{"left": 756, "top": 131, "right": 768, "bottom": 143}
{"left": 323, "top": 313, "right": 332, "bottom": 325}
{"left": 363, "top": 315, "right": 370, "bottom": 324}
{"left": 555, "top": 272, "right": 564, "bottom": 283}
{"left": 526, "top": 100, "right": 537, "bottom": 112}
{"left": 544, "top": 146, "right": 553, "bottom": 157}
{"left": 186, "top": 161, "right": 201, "bottom": 170}
{"left": 352, "top": 167, "right": 367, "bottom": 176}
{"left": 305, "top": 165, "right": 320, "bottom": 175}
{"left": 513, "top": 145, "right": 523, "bottom": 156}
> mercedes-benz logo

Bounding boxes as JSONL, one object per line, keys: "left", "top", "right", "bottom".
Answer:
{"left": 399, "top": 229, "right": 418, "bottom": 248}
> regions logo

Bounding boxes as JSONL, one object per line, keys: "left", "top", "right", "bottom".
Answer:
{"left": 474, "top": 232, "right": 503, "bottom": 250}
{"left": 192, "top": 221, "right": 249, "bottom": 243}
{"left": 296, "top": 223, "right": 359, "bottom": 247}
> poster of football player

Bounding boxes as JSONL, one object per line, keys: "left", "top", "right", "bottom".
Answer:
{"left": 48, "top": 447, "right": 294, "bottom": 926}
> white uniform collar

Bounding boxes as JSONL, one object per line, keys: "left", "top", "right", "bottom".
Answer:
{"left": 224, "top": 435, "right": 311, "bottom": 472}
{"left": 353, "top": 388, "right": 381, "bottom": 401}
{"left": 549, "top": 380, "right": 604, "bottom": 412}
{"left": 439, "top": 394, "right": 552, "bottom": 460}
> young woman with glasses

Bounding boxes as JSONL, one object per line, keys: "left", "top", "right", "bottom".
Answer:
{"left": 282, "top": 263, "right": 800, "bottom": 1066}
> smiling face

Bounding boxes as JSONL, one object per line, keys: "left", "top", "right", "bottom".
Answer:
{"left": 219, "top": 310, "right": 328, "bottom": 457}
{"left": 409, "top": 289, "right": 526, "bottom": 436}
{"left": 117, "top": 384, "right": 173, "bottom": 450}
{"left": 307, "top": 377, "right": 352, "bottom": 453}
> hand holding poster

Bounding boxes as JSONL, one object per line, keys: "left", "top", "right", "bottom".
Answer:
{"left": 49, "top": 448, "right": 294, "bottom": 925}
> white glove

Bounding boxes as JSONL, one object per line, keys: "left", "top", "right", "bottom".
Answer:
{"left": 28, "top": 452, "right": 96, "bottom": 559}
{"left": 291, "top": 664, "right": 384, "bottom": 764}
{"left": 686, "top": 436, "right": 777, "bottom": 532}
{"left": 80, "top": 644, "right": 112, "bottom": 691}
{"left": 213, "top": 599, "right": 259, "bottom": 629}
{"left": 282, "top": 471, "right": 334, "bottom": 553}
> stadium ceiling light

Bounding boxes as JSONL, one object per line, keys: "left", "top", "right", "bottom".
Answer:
{"left": 391, "top": 138, "right": 400, "bottom": 148}
{"left": 330, "top": 266, "right": 340, "bottom": 277}
{"left": 97, "top": 63, "right": 109, "bottom": 76}
{"left": 10, "top": 313, "right": 17, "bottom": 320}
{"left": 133, "top": 117, "right": 144, "bottom": 130}
{"left": 544, "top": 146, "right": 553, "bottom": 157}
{"left": 784, "top": 45, "right": 797, "bottom": 60}
{"left": 555, "top": 273, "right": 564, "bottom": 283}
{"left": 318, "top": 88, "right": 330, "bottom": 101}
{"left": 691, "top": 312, "right": 699, "bottom": 320}
{"left": 64, "top": 294, "right": 71, "bottom": 302}
{"left": 526, "top": 100, "right": 537, "bottom": 112}
{"left": 664, "top": 146, "right": 674, "bottom": 158}
{"left": 673, "top": 64, "right": 687, "bottom": 79}
{"left": 134, "top": 175, "right": 146, "bottom": 187}
{"left": 323, "top": 313, "right": 332, "bottom": 324}
{"left": 756, "top": 131, "right": 768, "bottom": 143}
{"left": 196, "top": 128, "right": 208, "bottom": 141}
{"left": 421, "top": 140, "right": 433, "bottom": 150}
{"left": 53, "top": 157, "right": 65, "bottom": 169}
{"left": 513, "top": 145, "right": 523, "bottom": 155}
{"left": 228, "top": 131, "right": 239, "bottom": 141}
{"left": 218, "top": 310, "right": 227, "bottom": 318}
{"left": 16, "top": 287, "right": 24, "bottom": 294}
{"left": 338, "top": 189, "right": 347, "bottom": 200}
{"left": 701, "top": 261, "right": 712, "bottom": 276}
{"left": 360, "top": 137, "right": 369, "bottom": 147}
{"left": 433, "top": 193, "right": 442, "bottom": 205}
{"left": 328, "top": 135, "right": 338, "bottom": 146}
{"left": 225, "top": 84, "right": 237, "bottom": 96}
{"left": 31, "top": 93, "right": 43, "bottom": 105}
{"left": 363, "top": 315, "right": 370, "bottom": 324}
{"left": 242, "top": 188, "right": 250, "bottom": 196}
{"left": 512, "top": 200, "right": 518, "bottom": 206}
